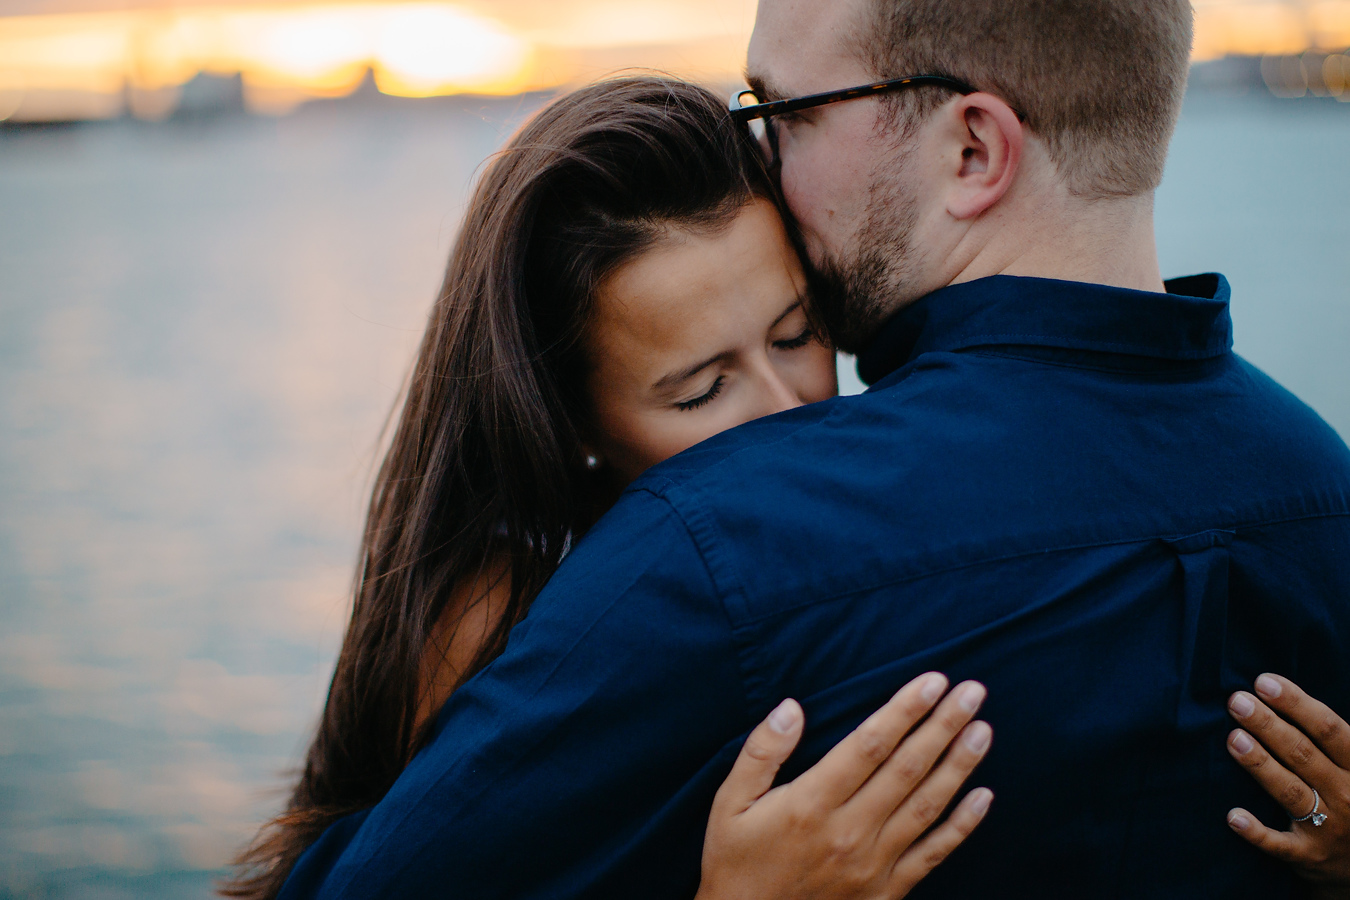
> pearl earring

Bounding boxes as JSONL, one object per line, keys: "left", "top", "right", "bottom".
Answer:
{"left": 585, "top": 454, "right": 600, "bottom": 471}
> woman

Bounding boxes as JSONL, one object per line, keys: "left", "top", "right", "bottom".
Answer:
{"left": 226, "top": 76, "right": 1350, "bottom": 898}
{"left": 225, "top": 75, "right": 990, "bottom": 900}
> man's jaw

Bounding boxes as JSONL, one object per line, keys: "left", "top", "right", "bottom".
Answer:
{"left": 802, "top": 248, "right": 896, "bottom": 355}
{"left": 781, "top": 219, "right": 878, "bottom": 354}
{"left": 799, "top": 195, "right": 929, "bottom": 353}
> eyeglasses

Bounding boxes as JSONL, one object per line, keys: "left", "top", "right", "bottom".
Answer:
{"left": 729, "top": 74, "right": 977, "bottom": 168}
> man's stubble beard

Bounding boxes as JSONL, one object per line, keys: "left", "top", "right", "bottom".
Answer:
{"left": 795, "top": 152, "right": 925, "bottom": 355}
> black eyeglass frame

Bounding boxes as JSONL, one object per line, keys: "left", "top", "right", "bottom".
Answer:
{"left": 728, "top": 74, "right": 977, "bottom": 124}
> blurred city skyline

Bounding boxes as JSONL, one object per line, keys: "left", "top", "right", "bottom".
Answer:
{"left": 1, "top": 0, "right": 1349, "bottom": 123}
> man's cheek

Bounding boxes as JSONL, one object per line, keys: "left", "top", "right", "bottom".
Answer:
{"left": 782, "top": 175, "right": 828, "bottom": 241}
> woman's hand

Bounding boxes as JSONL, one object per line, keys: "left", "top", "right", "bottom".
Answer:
{"left": 696, "top": 673, "right": 993, "bottom": 900}
{"left": 1226, "top": 674, "right": 1350, "bottom": 897}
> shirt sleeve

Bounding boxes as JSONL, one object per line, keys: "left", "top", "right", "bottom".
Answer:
{"left": 279, "top": 484, "right": 750, "bottom": 900}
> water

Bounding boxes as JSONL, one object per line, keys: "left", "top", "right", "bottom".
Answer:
{"left": 1156, "top": 93, "right": 1350, "bottom": 428}
{"left": 0, "top": 90, "right": 1347, "bottom": 898}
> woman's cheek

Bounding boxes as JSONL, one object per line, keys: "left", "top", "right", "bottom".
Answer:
{"left": 812, "top": 345, "right": 840, "bottom": 400}
{"left": 785, "top": 345, "right": 839, "bottom": 403}
{"left": 664, "top": 413, "right": 729, "bottom": 459}
{"left": 628, "top": 419, "right": 707, "bottom": 471}
{"left": 653, "top": 398, "right": 754, "bottom": 465}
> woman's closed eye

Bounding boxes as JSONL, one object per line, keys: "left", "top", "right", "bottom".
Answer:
{"left": 772, "top": 328, "right": 815, "bottom": 351}
{"left": 676, "top": 375, "right": 725, "bottom": 411}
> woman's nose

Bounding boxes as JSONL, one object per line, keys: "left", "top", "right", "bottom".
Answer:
{"left": 759, "top": 367, "right": 804, "bottom": 416}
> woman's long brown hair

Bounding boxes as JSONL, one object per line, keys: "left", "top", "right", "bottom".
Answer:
{"left": 220, "top": 77, "right": 773, "bottom": 898}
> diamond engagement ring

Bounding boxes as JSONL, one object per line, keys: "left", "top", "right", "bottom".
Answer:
{"left": 1293, "top": 788, "right": 1328, "bottom": 827}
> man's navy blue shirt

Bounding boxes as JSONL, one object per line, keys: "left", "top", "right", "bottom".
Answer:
{"left": 283, "top": 275, "right": 1350, "bottom": 898}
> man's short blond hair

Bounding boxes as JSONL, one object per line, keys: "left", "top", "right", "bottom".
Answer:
{"left": 859, "top": 0, "right": 1193, "bottom": 198}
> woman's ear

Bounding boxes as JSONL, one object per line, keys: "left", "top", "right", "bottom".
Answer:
{"left": 943, "top": 93, "right": 1023, "bottom": 221}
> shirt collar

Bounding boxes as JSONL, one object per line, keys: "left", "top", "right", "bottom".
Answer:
{"left": 856, "top": 273, "right": 1233, "bottom": 385}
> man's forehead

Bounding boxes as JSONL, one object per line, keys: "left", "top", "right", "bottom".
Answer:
{"left": 746, "top": 0, "right": 870, "bottom": 94}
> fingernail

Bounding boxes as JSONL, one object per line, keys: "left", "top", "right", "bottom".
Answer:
{"left": 768, "top": 699, "right": 800, "bottom": 734}
{"left": 1228, "top": 810, "right": 1251, "bottom": 831}
{"left": 969, "top": 788, "right": 994, "bottom": 817}
{"left": 958, "top": 682, "right": 986, "bottom": 714}
{"left": 920, "top": 673, "right": 948, "bottom": 704}
{"left": 1255, "top": 675, "right": 1282, "bottom": 700}
{"left": 963, "top": 721, "right": 992, "bottom": 753}
{"left": 1229, "top": 692, "right": 1256, "bottom": 718}
{"left": 1230, "top": 731, "right": 1255, "bottom": 755}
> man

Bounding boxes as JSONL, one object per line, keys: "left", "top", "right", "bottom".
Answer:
{"left": 282, "top": 0, "right": 1350, "bottom": 895}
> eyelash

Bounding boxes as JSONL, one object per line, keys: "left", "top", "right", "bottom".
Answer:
{"left": 773, "top": 329, "right": 814, "bottom": 351}
{"left": 676, "top": 376, "right": 725, "bottom": 411}
{"left": 672, "top": 328, "right": 810, "bottom": 412}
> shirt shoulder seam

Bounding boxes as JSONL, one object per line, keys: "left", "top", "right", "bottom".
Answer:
{"left": 631, "top": 484, "right": 755, "bottom": 726}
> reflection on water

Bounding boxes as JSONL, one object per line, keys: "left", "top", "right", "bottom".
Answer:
{"left": 0, "top": 93, "right": 547, "bottom": 897}
{"left": 0, "top": 90, "right": 1347, "bottom": 898}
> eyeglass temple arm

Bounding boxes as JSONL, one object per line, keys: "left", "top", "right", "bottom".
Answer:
{"left": 731, "top": 75, "right": 979, "bottom": 122}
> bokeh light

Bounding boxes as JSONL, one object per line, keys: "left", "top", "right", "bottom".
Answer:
{"left": 1192, "top": 0, "right": 1350, "bottom": 58}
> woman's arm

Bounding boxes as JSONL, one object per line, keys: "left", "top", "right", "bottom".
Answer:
{"left": 417, "top": 582, "right": 989, "bottom": 899}
{"left": 413, "top": 558, "right": 512, "bottom": 734}
{"left": 697, "top": 673, "right": 992, "bottom": 900}
{"left": 1226, "top": 674, "right": 1350, "bottom": 898}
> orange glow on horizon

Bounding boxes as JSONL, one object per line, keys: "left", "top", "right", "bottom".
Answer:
{"left": 2, "top": 1, "right": 1350, "bottom": 123}
{"left": 0, "top": 4, "right": 541, "bottom": 121}
{"left": 0, "top": 0, "right": 761, "bottom": 122}
{"left": 1193, "top": 0, "right": 1350, "bottom": 58}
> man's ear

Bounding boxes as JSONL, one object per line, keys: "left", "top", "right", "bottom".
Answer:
{"left": 943, "top": 93, "right": 1023, "bottom": 220}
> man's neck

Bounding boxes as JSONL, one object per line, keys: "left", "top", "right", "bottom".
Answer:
{"left": 947, "top": 187, "right": 1167, "bottom": 295}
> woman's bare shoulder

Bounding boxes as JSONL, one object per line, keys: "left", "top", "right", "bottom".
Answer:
{"left": 413, "top": 555, "right": 513, "bottom": 733}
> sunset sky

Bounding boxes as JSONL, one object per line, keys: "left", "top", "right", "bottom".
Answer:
{"left": 1, "top": 0, "right": 1348, "bottom": 121}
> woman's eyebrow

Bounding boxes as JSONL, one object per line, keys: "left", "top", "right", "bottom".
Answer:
{"left": 771, "top": 299, "right": 804, "bottom": 330}
{"left": 654, "top": 352, "right": 730, "bottom": 391}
